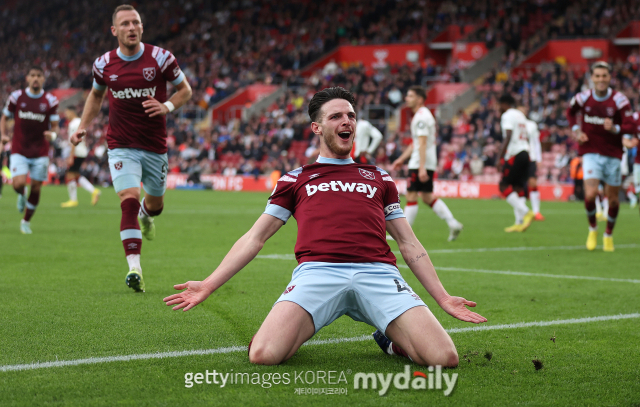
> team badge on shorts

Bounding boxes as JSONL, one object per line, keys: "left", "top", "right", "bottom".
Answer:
{"left": 143, "top": 67, "right": 156, "bottom": 81}
{"left": 283, "top": 285, "right": 296, "bottom": 295}
{"left": 114, "top": 161, "right": 123, "bottom": 170}
{"left": 359, "top": 168, "right": 375, "bottom": 180}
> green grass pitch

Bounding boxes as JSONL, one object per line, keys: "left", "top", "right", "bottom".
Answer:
{"left": 1, "top": 186, "right": 639, "bottom": 406}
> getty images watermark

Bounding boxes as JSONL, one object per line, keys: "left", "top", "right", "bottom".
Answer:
{"left": 184, "top": 365, "right": 457, "bottom": 396}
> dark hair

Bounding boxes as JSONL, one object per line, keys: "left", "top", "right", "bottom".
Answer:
{"left": 590, "top": 61, "right": 611, "bottom": 74}
{"left": 308, "top": 87, "right": 355, "bottom": 122}
{"left": 113, "top": 4, "right": 137, "bottom": 24}
{"left": 408, "top": 85, "right": 427, "bottom": 101}
{"left": 28, "top": 65, "right": 44, "bottom": 74}
{"left": 498, "top": 94, "right": 516, "bottom": 106}
{"left": 66, "top": 106, "right": 77, "bottom": 113}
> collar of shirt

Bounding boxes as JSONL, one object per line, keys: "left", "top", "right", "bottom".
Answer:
{"left": 117, "top": 43, "right": 145, "bottom": 61}
{"left": 316, "top": 156, "right": 355, "bottom": 165}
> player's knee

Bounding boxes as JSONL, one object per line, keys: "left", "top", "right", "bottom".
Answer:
{"left": 442, "top": 349, "right": 459, "bottom": 368}
{"left": 248, "top": 342, "right": 282, "bottom": 366}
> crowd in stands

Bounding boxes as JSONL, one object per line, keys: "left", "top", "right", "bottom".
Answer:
{"left": 2, "top": 0, "right": 639, "bottom": 188}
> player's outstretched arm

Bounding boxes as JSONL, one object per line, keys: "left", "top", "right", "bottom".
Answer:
{"left": 70, "top": 87, "right": 106, "bottom": 146}
{"left": 163, "top": 214, "right": 284, "bottom": 311}
{"left": 387, "top": 217, "right": 487, "bottom": 324}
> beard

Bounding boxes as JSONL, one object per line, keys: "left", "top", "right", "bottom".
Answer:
{"left": 321, "top": 131, "right": 353, "bottom": 157}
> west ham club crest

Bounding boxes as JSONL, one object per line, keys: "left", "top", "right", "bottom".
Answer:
{"left": 359, "top": 168, "right": 375, "bottom": 180}
{"left": 143, "top": 67, "right": 156, "bottom": 81}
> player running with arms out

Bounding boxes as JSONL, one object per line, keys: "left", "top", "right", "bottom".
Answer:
{"left": 392, "top": 86, "right": 463, "bottom": 242}
{"left": 164, "top": 87, "right": 486, "bottom": 367}
{"left": 566, "top": 61, "right": 635, "bottom": 251}
{"left": 61, "top": 106, "right": 101, "bottom": 207}
{"left": 70, "top": 4, "right": 192, "bottom": 291}
{"left": 1, "top": 66, "right": 59, "bottom": 234}
{"left": 498, "top": 95, "right": 535, "bottom": 232}
{"left": 517, "top": 105, "right": 544, "bottom": 221}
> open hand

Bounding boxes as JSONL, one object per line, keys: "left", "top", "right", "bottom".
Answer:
{"left": 438, "top": 296, "right": 487, "bottom": 324}
{"left": 163, "top": 281, "right": 211, "bottom": 312}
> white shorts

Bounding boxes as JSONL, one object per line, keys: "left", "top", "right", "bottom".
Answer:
{"left": 275, "top": 262, "right": 427, "bottom": 334}
{"left": 582, "top": 153, "right": 622, "bottom": 187}
{"left": 9, "top": 154, "right": 49, "bottom": 181}
{"left": 634, "top": 163, "right": 640, "bottom": 192}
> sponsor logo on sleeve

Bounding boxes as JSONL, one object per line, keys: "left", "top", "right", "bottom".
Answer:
{"left": 143, "top": 67, "right": 156, "bottom": 81}
{"left": 384, "top": 203, "right": 401, "bottom": 216}
{"left": 173, "top": 66, "right": 181, "bottom": 77}
{"left": 382, "top": 175, "right": 393, "bottom": 182}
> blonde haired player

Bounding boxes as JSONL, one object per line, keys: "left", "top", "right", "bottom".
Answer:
{"left": 392, "top": 86, "right": 463, "bottom": 241}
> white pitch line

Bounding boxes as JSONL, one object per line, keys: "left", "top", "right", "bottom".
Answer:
{"left": 397, "top": 265, "right": 640, "bottom": 284}
{"left": 256, "top": 244, "right": 640, "bottom": 261}
{"left": 1, "top": 313, "right": 638, "bottom": 373}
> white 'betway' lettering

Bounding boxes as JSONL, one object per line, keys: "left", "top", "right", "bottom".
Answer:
{"left": 583, "top": 114, "right": 606, "bottom": 125}
{"left": 306, "top": 181, "right": 377, "bottom": 198}
{"left": 18, "top": 111, "right": 46, "bottom": 122}
{"left": 110, "top": 86, "right": 157, "bottom": 99}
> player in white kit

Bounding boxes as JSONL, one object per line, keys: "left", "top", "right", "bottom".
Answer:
{"left": 499, "top": 95, "right": 535, "bottom": 232}
{"left": 393, "top": 86, "right": 463, "bottom": 241}
{"left": 517, "top": 106, "right": 543, "bottom": 221}
{"left": 61, "top": 106, "right": 101, "bottom": 207}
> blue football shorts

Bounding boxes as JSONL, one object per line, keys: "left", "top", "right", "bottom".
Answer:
{"left": 108, "top": 148, "right": 168, "bottom": 196}
{"left": 582, "top": 153, "right": 621, "bottom": 186}
{"left": 275, "top": 261, "right": 427, "bottom": 335}
{"left": 10, "top": 154, "right": 49, "bottom": 181}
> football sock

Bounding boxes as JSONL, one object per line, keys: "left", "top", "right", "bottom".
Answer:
{"left": 585, "top": 199, "right": 597, "bottom": 229}
{"left": 605, "top": 203, "right": 619, "bottom": 235}
{"left": 404, "top": 202, "right": 418, "bottom": 226}
{"left": 391, "top": 343, "right": 411, "bottom": 359}
{"left": 515, "top": 197, "right": 527, "bottom": 224}
{"left": 506, "top": 192, "right": 529, "bottom": 220}
{"left": 602, "top": 197, "right": 609, "bottom": 215}
{"left": 139, "top": 197, "right": 164, "bottom": 218}
{"left": 126, "top": 254, "right": 141, "bottom": 271}
{"left": 430, "top": 198, "right": 458, "bottom": 228}
{"left": 78, "top": 176, "right": 95, "bottom": 194}
{"left": 121, "top": 198, "right": 142, "bottom": 258}
{"left": 67, "top": 180, "right": 78, "bottom": 201}
{"left": 24, "top": 189, "right": 40, "bottom": 222}
{"left": 530, "top": 189, "right": 541, "bottom": 214}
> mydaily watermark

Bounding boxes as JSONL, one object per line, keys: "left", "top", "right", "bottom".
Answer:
{"left": 354, "top": 365, "right": 458, "bottom": 396}
{"left": 184, "top": 365, "right": 457, "bottom": 396}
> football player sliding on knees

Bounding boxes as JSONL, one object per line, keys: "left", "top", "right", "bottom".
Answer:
{"left": 165, "top": 86, "right": 486, "bottom": 367}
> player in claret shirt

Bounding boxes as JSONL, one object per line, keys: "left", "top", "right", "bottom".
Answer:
{"left": 165, "top": 87, "right": 486, "bottom": 367}
{"left": 566, "top": 61, "right": 635, "bottom": 252}
{"left": 1, "top": 66, "right": 60, "bottom": 234}
{"left": 70, "top": 4, "right": 192, "bottom": 291}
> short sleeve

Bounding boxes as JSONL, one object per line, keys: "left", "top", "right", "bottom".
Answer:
{"left": 381, "top": 174, "right": 404, "bottom": 221}
{"left": 3, "top": 95, "right": 15, "bottom": 118}
{"left": 92, "top": 54, "right": 108, "bottom": 91}
{"left": 264, "top": 175, "right": 297, "bottom": 224}
{"left": 501, "top": 112, "right": 514, "bottom": 131}
{"left": 160, "top": 52, "right": 185, "bottom": 85}
{"left": 47, "top": 94, "right": 59, "bottom": 122}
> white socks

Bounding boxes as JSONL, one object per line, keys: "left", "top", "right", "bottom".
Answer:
{"left": 78, "top": 176, "right": 95, "bottom": 193}
{"left": 127, "top": 254, "right": 141, "bottom": 271}
{"left": 507, "top": 192, "right": 530, "bottom": 221}
{"left": 530, "top": 190, "right": 541, "bottom": 214}
{"left": 514, "top": 196, "right": 527, "bottom": 224}
{"left": 431, "top": 199, "right": 458, "bottom": 228}
{"left": 404, "top": 203, "right": 419, "bottom": 226}
{"left": 67, "top": 180, "right": 78, "bottom": 201}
